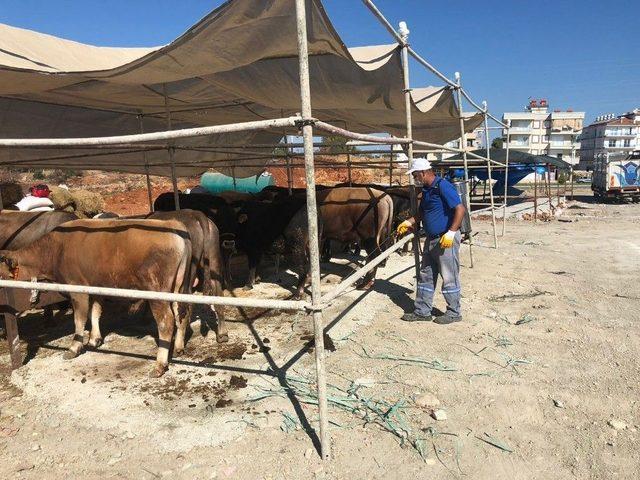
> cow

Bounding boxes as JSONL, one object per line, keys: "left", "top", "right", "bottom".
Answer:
{"left": 153, "top": 192, "right": 237, "bottom": 288}
{"left": 256, "top": 185, "right": 331, "bottom": 202}
{"left": 215, "top": 191, "right": 256, "bottom": 203}
{"left": 0, "top": 211, "right": 78, "bottom": 329}
{"left": 0, "top": 219, "right": 193, "bottom": 377}
{"left": 317, "top": 187, "right": 394, "bottom": 289}
{"left": 234, "top": 197, "right": 320, "bottom": 297}
{"left": 145, "top": 210, "right": 227, "bottom": 345}
{"left": 0, "top": 210, "right": 78, "bottom": 250}
{"left": 330, "top": 184, "right": 418, "bottom": 256}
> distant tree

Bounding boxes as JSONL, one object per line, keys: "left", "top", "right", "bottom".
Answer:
{"left": 491, "top": 137, "right": 504, "bottom": 149}
{"left": 319, "top": 135, "right": 356, "bottom": 154}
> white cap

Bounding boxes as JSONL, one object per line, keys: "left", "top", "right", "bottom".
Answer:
{"left": 406, "top": 157, "right": 432, "bottom": 175}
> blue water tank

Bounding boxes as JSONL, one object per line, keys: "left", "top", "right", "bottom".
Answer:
{"left": 200, "top": 172, "right": 275, "bottom": 194}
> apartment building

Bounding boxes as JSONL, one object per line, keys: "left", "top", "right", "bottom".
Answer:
{"left": 431, "top": 122, "right": 481, "bottom": 161}
{"left": 578, "top": 109, "right": 640, "bottom": 170}
{"left": 502, "top": 99, "right": 585, "bottom": 164}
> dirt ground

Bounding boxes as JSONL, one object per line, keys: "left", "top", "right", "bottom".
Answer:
{"left": 1, "top": 194, "right": 639, "bottom": 479}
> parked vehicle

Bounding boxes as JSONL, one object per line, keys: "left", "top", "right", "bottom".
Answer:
{"left": 592, "top": 150, "right": 640, "bottom": 202}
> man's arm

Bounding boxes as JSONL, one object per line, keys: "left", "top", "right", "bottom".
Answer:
{"left": 448, "top": 204, "right": 466, "bottom": 232}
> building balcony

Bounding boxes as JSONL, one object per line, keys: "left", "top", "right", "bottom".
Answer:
{"left": 508, "top": 140, "right": 530, "bottom": 147}
{"left": 508, "top": 125, "right": 533, "bottom": 132}
{"left": 605, "top": 144, "right": 635, "bottom": 149}
{"left": 549, "top": 141, "right": 578, "bottom": 149}
{"left": 604, "top": 132, "right": 637, "bottom": 138}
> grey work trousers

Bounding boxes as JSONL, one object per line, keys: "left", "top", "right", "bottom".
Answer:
{"left": 414, "top": 231, "right": 462, "bottom": 317}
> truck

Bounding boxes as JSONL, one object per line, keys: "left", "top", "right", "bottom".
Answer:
{"left": 592, "top": 150, "right": 640, "bottom": 202}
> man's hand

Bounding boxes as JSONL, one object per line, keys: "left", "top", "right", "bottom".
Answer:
{"left": 396, "top": 219, "right": 414, "bottom": 237}
{"left": 439, "top": 230, "right": 456, "bottom": 248}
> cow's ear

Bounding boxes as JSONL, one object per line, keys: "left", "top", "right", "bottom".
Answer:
{"left": 237, "top": 213, "right": 248, "bottom": 224}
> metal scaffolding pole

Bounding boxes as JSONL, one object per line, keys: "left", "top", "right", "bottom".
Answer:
{"left": 138, "top": 115, "right": 154, "bottom": 212}
{"left": 482, "top": 102, "right": 498, "bottom": 249}
{"left": 502, "top": 120, "right": 510, "bottom": 235}
{"left": 388, "top": 145, "right": 393, "bottom": 186}
{"left": 454, "top": 72, "right": 474, "bottom": 267}
{"left": 0, "top": 190, "right": 21, "bottom": 370}
{"left": 399, "top": 21, "right": 422, "bottom": 284}
{"left": 534, "top": 164, "right": 538, "bottom": 222}
{"left": 163, "top": 84, "right": 180, "bottom": 210}
{"left": 295, "top": 0, "right": 329, "bottom": 460}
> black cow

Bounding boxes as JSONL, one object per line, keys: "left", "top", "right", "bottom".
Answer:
{"left": 235, "top": 197, "right": 319, "bottom": 297}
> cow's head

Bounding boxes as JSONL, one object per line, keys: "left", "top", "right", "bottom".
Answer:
{"left": 0, "top": 254, "right": 19, "bottom": 280}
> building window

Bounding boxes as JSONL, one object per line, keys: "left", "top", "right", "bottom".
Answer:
{"left": 542, "top": 135, "right": 549, "bottom": 142}
{"left": 624, "top": 139, "right": 631, "bottom": 147}
{"left": 543, "top": 120, "right": 550, "bottom": 128}
{"left": 533, "top": 121, "right": 540, "bottom": 128}
{"left": 467, "top": 139, "right": 474, "bottom": 147}
{"left": 608, "top": 140, "right": 617, "bottom": 147}
{"left": 532, "top": 135, "right": 539, "bottom": 143}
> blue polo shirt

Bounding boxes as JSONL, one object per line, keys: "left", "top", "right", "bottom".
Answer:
{"left": 420, "top": 176, "right": 462, "bottom": 237}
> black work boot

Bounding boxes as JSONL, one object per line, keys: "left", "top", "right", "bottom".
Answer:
{"left": 433, "top": 313, "right": 462, "bottom": 325}
{"left": 401, "top": 312, "right": 433, "bottom": 322}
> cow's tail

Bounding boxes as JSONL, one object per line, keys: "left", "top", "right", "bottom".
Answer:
{"left": 380, "top": 195, "right": 394, "bottom": 253}
{"left": 172, "top": 235, "right": 192, "bottom": 322}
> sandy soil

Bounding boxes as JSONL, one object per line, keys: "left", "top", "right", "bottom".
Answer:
{"left": 1, "top": 195, "right": 639, "bottom": 480}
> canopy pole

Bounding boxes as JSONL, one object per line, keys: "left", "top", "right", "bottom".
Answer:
{"left": 454, "top": 72, "right": 474, "bottom": 268}
{"left": 347, "top": 152, "right": 352, "bottom": 186}
{"left": 0, "top": 184, "right": 21, "bottom": 369}
{"left": 163, "top": 84, "right": 180, "bottom": 210}
{"left": 482, "top": 102, "right": 498, "bottom": 249}
{"left": 388, "top": 145, "right": 393, "bottom": 186}
{"left": 546, "top": 162, "right": 553, "bottom": 211}
{"left": 138, "top": 115, "right": 154, "bottom": 212}
{"left": 281, "top": 110, "right": 293, "bottom": 194}
{"left": 502, "top": 120, "right": 510, "bottom": 235}
{"left": 231, "top": 164, "right": 237, "bottom": 190}
{"left": 295, "top": 0, "right": 329, "bottom": 460}
{"left": 399, "top": 21, "right": 422, "bottom": 283}
{"left": 534, "top": 163, "right": 538, "bottom": 222}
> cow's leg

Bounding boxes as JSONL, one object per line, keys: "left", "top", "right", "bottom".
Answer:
{"left": 148, "top": 300, "right": 174, "bottom": 377}
{"left": 357, "top": 238, "right": 379, "bottom": 289}
{"left": 274, "top": 253, "right": 281, "bottom": 281}
{"left": 64, "top": 294, "right": 89, "bottom": 360}
{"left": 221, "top": 247, "right": 234, "bottom": 290}
{"left": 320, "top": 239, "right": 331, "bottom": 263}
{"left": 209, "top": 260, "right": 229, "bottom": 343}
{"left": 43, "top": 306, "right": 55, "bottom": 329}
{"left": 87, "top": 298, "right": 103, "bottom": 349}
{"left": 244, "top": 252, "right": 261, "bottom": 290}
{"left": 173, "top": 302, "right": 192, "bottom": 356}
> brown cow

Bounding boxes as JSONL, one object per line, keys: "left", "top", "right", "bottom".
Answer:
{"left": 145, "top": 210, "right": 228, "bottom": 346}
{"left": 0, "top": 219, "right": 192, "bottom": 377}
{"left": 317, "top": 187, "right": 394, "bottom": 288}
{"left": 0, "top": 211, "right": 78, "bottom": 327}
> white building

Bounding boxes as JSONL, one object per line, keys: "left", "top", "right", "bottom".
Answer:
{"left": 578, "top": 109, "right": 640, "bottom": 170}
{"left": 502, "top": 99, "right": 584, "bottom": 165}
{"left": 431, "top": 121, "right": 481, "bottom": 162}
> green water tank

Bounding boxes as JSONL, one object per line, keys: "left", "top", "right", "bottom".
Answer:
{"left": 199, "top": 172, "right": 274, "bottom": 194}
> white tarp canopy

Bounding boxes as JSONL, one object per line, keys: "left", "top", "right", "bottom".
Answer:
{"left": 0, "top": 0, "right": 483, "bottom": 177}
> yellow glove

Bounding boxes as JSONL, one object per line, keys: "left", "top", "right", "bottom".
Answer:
{"left": 396, "top": 220, "right": 413, "bottom": 236}
{"left": 439, "top": 230, "right": 456, "bottom": 249}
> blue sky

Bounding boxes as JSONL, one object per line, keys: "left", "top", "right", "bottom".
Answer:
{"left": 1, "top": 0, "right": 639, "bottom": 126}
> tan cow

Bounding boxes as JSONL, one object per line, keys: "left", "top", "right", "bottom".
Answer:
{"left": 317, "top": 187, "right": 394, "bottom": 289}
{"left": 0, "top": 219, "right": 192, "bottom": 377}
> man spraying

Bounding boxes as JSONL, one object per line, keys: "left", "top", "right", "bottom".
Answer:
{"left": 397, "top": 158, "right": 466, "bottom": 324}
